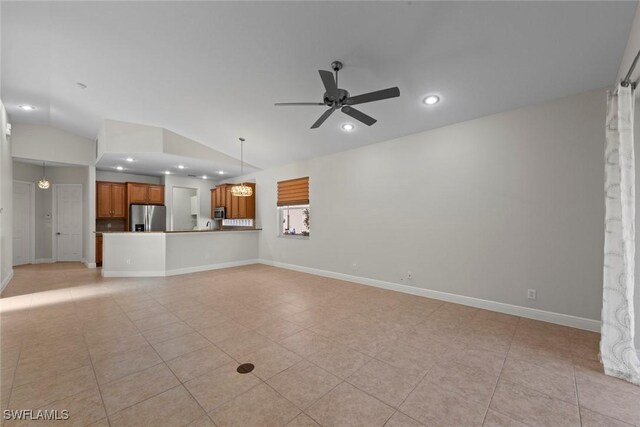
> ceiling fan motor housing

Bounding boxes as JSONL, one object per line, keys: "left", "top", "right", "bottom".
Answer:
{"left": 324, "top": 88, "right": 350, "bottom": 106}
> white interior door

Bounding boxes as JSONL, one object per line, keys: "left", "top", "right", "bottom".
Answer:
{"left": 12, "top": 181, "right": 31, "bottom": 266}
{"left": 55, "top": 184, "right": 83, "bottom": 262}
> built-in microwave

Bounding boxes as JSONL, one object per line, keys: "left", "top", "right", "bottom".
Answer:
{"left": 214, "top": 207, "right": 226, "bottom": 220}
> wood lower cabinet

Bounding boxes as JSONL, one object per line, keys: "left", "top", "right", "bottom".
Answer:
{"left": 96, "top": 182, "right": 126, "bottom": 218}
{"left": 96, "top": 234, "right": 103, "bottom": 266}
{"left": 211, "top": 183, "right": 255, "bottom": 219}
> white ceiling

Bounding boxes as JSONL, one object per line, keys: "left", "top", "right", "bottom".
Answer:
{"left": 96, "top": 152, "right": 243, "bottom": 180}
{"left": 14, "top": 157, "right": 81, "bottom": 168}
{"left": 2, "top": 1, "right": 636, "bottom": 169}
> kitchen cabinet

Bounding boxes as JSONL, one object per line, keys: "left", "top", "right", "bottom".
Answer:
{"left": 126, "top": 183, "right": 165, "bottom": 205}
{"left": 210, "top": 183, "right": 255, "bottom": 219}
{"left": 127, "top": 183, "right": 149, "bottom": 204}
{"left": 96, "top": 182, "right": 126, "bottom": 218}
{"left": 125, "top": 183, "right": 165, "bottom": 230}
{"left": 148, "top": 185, "right": 164, "bottom": 204}
{"left": 96, "top": 234, "right": 103, "bottom": 266}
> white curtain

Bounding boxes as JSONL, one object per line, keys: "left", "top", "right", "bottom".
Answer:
{"left": 602, "top": 83, "right": 640, "bottom": 385}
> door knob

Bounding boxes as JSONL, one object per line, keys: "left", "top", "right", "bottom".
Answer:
{"left": 56, "top": 232, "right": 61, "bottom": 235}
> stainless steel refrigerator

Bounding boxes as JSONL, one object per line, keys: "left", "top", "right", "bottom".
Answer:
{"left": 129, "top": 204, "right": 166, "bottom": 232}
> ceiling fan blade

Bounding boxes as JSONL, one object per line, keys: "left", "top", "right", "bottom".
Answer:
{"left": 311, "top": 106, "right": 337, "bottom": 129}
{"left": 341, "top": 106, "right": 377, "bottom": 126}
{"left": 319, "top": 70, "right": 338, "bottom": 100}
{"left": 345, "top": 87, "right": 400, "bottom": 106}
{"left": 275, "top": 102, "right": 325, "bottom": 106}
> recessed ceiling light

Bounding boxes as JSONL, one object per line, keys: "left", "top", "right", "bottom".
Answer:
{"left": 202, "top": 175, "right": 208, "bottom": 179}
{"left": 178, "top": 165, "right": 185, "bottom": 169}
{"left": 125, "top": 157, "right": 134, "bottom": 162}
{"left": 18, "top": 105, "right": 36, "bottom": 111}
{"left": 116, "top": 166, "right": 124, "bottom": 171}
{"left": 164, "top": 171, "right": 171, "bottom": 175}
{"left": 423, "top": 95, "right": 440, "bottom": 105}
{"left": 341, "top": 123, "right": 355, "bottom": 132}
{"left": 218, "top": 170, "right": 224, "bottom": 175}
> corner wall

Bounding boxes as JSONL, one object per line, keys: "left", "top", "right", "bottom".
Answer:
{"left": 12, "top": 124, "right": 95, "bottom": 166}
{"left": 13, "top": 161, "right": 93, "bottom": 264}
{"left": 162, "top": 175, "right": 218, "bottom": 230}
{"left": 249, "top": 88, "right": 607, "bottom": 329}
{"left": 0, "top": 102, "right": 12, "bottom": 290}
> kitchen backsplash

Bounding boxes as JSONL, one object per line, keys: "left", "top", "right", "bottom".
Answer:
{"left": 96, "top": 218, "right": 126, "bottom": 232}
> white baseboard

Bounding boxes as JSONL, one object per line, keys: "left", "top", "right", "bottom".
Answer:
{"left": 165, "top": 259, "right": 260, "bottom": 276}
{"left": 102, "top": 259, "right": 259, "bottom": 278}
{"left": 34, "top": 258, "right": 54, "bottom": 264}
{"left": 102, "top": 270, "right": 165, "bottom": 278}
{"left": 82, "top": 258, "right": 97, "bottom": 269}
{"left": 0, "top": 270, "right": 14, "bottom": 293}
{"left": 259, "top": 259, "right": 601, "bottom": 333}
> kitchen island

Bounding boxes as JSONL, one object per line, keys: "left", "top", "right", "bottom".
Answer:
{"left": 101, "top": 229, "right": 260, "bottom": 277}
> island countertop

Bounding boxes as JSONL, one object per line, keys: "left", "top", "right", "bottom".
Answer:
{"left": 97, "top": 228, "right": 261, "bottom": 235}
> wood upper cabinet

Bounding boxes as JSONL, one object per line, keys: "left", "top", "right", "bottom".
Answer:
{"left": 126, "top": 183, "right": 165, "bottom": 205}
{"left": 210, "top": 183, "right": 255, "bottom": 219}
{"left": 147, "top": 185, "right": 164, "bottom": 205}
{"left": 127, "top": 183, "right": 148, "bottom": 204}
{"left": 96, "top": 182, "right": 126, "bottom": 218}
{"left": 111, "top": 184, "right": 126, "bottom": 217}
{"left": 97, "top": 182, "right": 112, "bottom": 218}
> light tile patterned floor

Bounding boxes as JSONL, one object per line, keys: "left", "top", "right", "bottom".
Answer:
{"left": 1, "top": 263, "right": 639, "bottom": 426}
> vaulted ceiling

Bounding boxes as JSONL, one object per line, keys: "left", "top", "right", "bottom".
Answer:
{"left": 2, "top": 1, "right": 636, "bottom": 169}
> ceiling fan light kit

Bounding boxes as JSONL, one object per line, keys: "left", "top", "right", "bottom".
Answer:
{"left": 275, "top": 60, "right": 400, "bottom": 129}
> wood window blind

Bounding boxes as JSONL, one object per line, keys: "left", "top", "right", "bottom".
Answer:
{"left": 277, "top": 177, "right": 309, "bottom": 206}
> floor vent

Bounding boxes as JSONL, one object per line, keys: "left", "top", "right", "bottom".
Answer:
{"left": 236, "top": 363, "right": 255, "bottom": 374}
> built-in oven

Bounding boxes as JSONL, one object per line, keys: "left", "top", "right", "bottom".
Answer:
{"left": 214, "top": 207, "right": 226, "bottom": 220}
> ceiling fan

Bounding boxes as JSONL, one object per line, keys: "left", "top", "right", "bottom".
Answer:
{"left": 275, "top": 61, "right": 400, "bottom": 129}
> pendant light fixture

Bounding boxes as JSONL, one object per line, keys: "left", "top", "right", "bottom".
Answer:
{"left": 38, "top": 161, "right": 50, "bottom": 190}
{"left": 230, "top": 138, "right": 253, "bottom": 197}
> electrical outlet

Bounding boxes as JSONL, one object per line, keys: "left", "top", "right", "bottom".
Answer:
{"left": 527, "top": 289, "right": 537, "bottom": 300}
{"left": 351, "top": 263, "right": 358, "bottom": 272}
{"left": 107, "top": 223, "right": 111, "bottom": 229}
{"left": 126, "top": 259, "right": 132, "bottom": 265}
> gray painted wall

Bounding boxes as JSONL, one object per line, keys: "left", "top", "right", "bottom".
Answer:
{"left": 13, "top": 161, "right": 88, "bottom": 260}
{"left": 0, "top": 103, "right": 12, "bottom": 288}
{"left": 172, "top": 187, "right": 197, "bottom": 231}
{"left": 248, "top": 88, "right": 606, "bottom": 323}
{"left": 96, "top": 171, "right": 161, "bottom": 184}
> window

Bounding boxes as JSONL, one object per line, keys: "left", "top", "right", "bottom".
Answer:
{"left": 279, "top": 205, "right": 309, "bottom": 237}
{"left": 277, "top": 177, "right": 309, "bottom": 238}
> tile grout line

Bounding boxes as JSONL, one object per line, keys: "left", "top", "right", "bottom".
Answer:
{"left": 479, "top": 316, "right": 520, "bottom": 425}
{"left": 81, "top": 320, "right": 112, "bottom": 427}
{"left": 573, "top": 364, "right": 583, "bottom": 427}
{"left": 4, "top": 265, "right": 614, "bottom": 427}
{"left": 289, "top": 337, "right": 400, "bottom": 426}
{"left": 142, "top": 287, "right": 286, "bottom": 425}
{"left": 110, "top": 289, "right": 215, "bottom": 424}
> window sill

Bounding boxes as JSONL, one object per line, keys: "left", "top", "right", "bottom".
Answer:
{"left": 278, "top": 235, "right": 310, "bottom": 240}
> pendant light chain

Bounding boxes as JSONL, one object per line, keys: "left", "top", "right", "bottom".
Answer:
{"left": 230, "top": 137, "right": 253, "bottom": 197}
{"left": 240, "top": 137, "right": 244, "bottom": 178}
{"left": 38, "top": 161, "right": 50, "bottom": 190}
